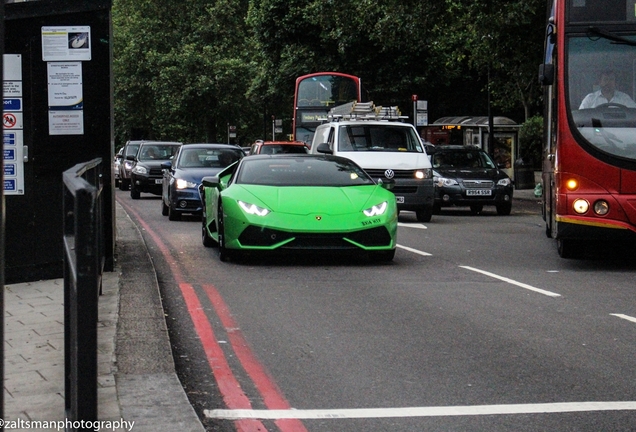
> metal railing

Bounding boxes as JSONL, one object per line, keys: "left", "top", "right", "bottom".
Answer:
{"left": 62, "top": 158, "right": 105, "bottom": 426}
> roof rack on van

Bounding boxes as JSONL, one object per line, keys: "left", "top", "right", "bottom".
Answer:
{"left": 323, "top": 101, "right": 408, "bottom": 122}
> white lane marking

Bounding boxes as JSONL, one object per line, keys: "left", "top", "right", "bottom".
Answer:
{"left": 398, "top": 222, "right": 428, "bottom": 229}
{"left": 205, "top": 401, "right": 636, "bottom": 420}
{"left": 610, "top": 314, "right": 636, "bottom": 324}
{"left": 397, "top": 244, "right": 432, "bottom": 256}
{"left": 460, "top": 266, "right": 561, "bottom": 297}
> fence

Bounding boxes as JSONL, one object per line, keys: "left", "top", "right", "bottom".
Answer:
{"left": 62, "top": 158, "right": 105, "bottom": 426}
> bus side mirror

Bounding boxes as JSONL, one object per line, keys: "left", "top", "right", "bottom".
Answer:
{"left": 539, "top": 64, "right": 554, "bottom": 86}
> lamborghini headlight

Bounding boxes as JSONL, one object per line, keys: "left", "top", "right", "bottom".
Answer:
{"left": 176, "top": 178, "right": 197, "bottom": 189}
{"left": 238, "top": 201, "right": 270, "bottom": 216}
{"left": 363, "top": 201, "right": 388, "bottom": 217}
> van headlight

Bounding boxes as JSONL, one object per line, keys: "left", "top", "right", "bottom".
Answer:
{"left": 415, "top": 169, "right": 432, "bottom": 179}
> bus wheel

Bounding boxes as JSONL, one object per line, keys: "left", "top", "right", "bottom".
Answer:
{"left": 557, "top": 238, "right": 579, "bottom": 258}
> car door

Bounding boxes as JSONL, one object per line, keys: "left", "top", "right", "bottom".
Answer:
{"left": 162, "top": 147, "right": 180, "bottom": 204}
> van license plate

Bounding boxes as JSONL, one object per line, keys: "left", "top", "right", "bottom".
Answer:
{"left": 155, "top": 179, "right": 163, "bottom": 184}
{"left": 396, "top": 196, "right": 405, "bottom": 203}
{"left": 466, "top": 189, "right": 491, "bottom": 196}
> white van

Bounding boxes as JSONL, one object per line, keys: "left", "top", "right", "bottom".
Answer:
{"left": 310, "top": 106, "right": 434, "bottom": 221}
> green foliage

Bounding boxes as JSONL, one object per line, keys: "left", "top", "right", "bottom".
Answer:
{"left": 112, "top": 0, "right": 547, "bottom": 145}
{"left": 518, "top": 115, "right": 544, "bottom": 169}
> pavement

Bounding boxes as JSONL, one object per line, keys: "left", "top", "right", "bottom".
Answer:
{"left": 4, "top": 201, "right": 205, "bottom": 431}
{"left": 3, "top": 187, "right": 542, "bottom": 431}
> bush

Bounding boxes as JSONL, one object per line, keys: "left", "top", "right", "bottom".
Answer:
{"left": 519, "top": 115, "right": 543, "bottom": 170}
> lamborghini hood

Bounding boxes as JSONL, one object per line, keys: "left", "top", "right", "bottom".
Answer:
{"left": 235, "top": 185, "right": 388, "bottom": 215}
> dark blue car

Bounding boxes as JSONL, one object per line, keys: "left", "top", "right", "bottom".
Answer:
{"left": 161, "top": 143, "right": 245, "bottom": 220}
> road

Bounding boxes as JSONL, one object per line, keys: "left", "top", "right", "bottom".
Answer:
{"left": 116, "top": 189, "right": 636, "bottom": 432}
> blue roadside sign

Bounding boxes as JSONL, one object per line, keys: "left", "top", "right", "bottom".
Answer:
{"left": 3, "top": 98, "right": 22, "bottom": 111}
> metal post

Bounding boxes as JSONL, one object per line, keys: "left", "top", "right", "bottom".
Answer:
{"left": 271, "top": 115, "right": 275, "bottom": 141}
{"left": 488, "top": 66, "right": 494, "bottom": 155}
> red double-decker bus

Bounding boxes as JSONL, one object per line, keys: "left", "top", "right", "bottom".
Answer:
{"left": 292, "top": 72, "right": 362, "bottom": 145}
{"left": 539, "top": 0, "right": 636, "bottom": 257}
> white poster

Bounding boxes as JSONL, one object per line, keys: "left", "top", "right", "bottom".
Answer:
{"left": 42, "top": 26, "right": 91, "bottom": 61}
{"left": 47, "top": 62, "right": 83, "bottom": 109}
{"left": 47, "top": 62, "right": 84, "bottom": 135}
{"left": 48, "top": 111, "right": 84, "bottom": 136}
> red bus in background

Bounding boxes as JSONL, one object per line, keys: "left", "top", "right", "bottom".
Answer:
{"left": 539, "top": 0, "right": 636, "bottom": 258}
{"left": 293, "top": 72, "right": 362, "bottom": 145}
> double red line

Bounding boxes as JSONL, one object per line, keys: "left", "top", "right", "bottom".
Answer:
{"left": 119, "top": 199, "right": 308, "bottom": 432}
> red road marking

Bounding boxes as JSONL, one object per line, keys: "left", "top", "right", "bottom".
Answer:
{"left": 118, "top": 198, "right": 302, "bottom": 431}
{"left": 204, "top": 284, "right": 309, "bottom": 432}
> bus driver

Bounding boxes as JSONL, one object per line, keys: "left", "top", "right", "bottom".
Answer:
{"left": 579, "top": 70, "right": 636, "bottom": 109}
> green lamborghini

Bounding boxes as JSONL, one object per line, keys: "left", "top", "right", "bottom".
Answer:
{"left": 199, "top": 154, "right": 398, "bottom": 262}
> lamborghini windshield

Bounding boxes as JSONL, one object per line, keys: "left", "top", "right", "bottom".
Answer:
{"left": 236, "top": 156, "right": 375, "bottom": 187}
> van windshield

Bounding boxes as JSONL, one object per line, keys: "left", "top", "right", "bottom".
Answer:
{"left": 337, "top": 125, "right": 424, "bottom": 153}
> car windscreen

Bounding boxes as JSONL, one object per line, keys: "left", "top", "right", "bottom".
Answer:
{"left": 432, "top": 150, "right": 496, "bottom": 169}
{"left": 138, "top": 145, "right": 180, "bottom": 161}
{"left": 337, "top": 125, "right": 424, "bottom": 152}
{"left": 236, "top": 157, "right": 374, "bottom": 186}
{"left": 178, "top": 148, "right": 243, "bottom": 168}
{"left": 124, "top": 144, "right": 140, "bottom": 157}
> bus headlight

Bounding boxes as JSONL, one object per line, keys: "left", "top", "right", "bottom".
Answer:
{"left": 593, "top": 200, "right": 609, "bottom": 216}
{"left": 573, "top": 199, "right": 589, "bottom": 214}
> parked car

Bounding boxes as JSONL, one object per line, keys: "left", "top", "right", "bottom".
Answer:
{"left": 113, "top": 147, "right": 123, "bottom": 187}
{"left": 128, "top": 142, "right": 182, "bottom": 199}
{"left": 161, "top": 143, "right": 245, "bottom": 220}
{"left": 248, "top": 140, "right": 308, "bottom": 155}
{"left": 199, "top": 154, "right": 398, "bottom": 262}
{"left": 429, "top": 145, "right": 514, "bottom": 215}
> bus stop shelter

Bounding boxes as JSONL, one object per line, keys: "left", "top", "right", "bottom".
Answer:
{"left": 420, "top": 116, "right": 522, "bottom": 181}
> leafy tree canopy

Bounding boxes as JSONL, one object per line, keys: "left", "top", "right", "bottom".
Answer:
{"left": 113, "top": 0, "right": 546, "bottom": 145}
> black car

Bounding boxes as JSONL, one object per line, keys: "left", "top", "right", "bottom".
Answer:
{"left": 117, "top": 140, "right": 142, "bottom": 191}
{"left": 429, "top": 145, "right": 514, "bottom": 215}
{"left": 128, "top": 142, "right": 182, "bottom": 199}
{"left": 160, "top": 143, "right": 245, "bottom": 220}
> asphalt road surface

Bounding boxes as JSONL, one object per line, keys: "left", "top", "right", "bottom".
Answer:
{"left": 116, "top": 190, "right": 636, "bottom": 432}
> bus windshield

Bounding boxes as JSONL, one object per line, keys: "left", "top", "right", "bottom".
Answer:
{"left": 293, "top": 73, "right": 362, "bottom": 145}
{"left": 296, "top": 75, "right": 359, "bottom": 107}
{"left": 567, "top": 33, "right": 636, "bottom": 160}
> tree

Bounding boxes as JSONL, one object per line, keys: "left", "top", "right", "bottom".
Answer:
{"left": 433, "top": 0, "right": 546, "bottom": 121}
{"left": 113, "top": 0, "right": 259, "bottom": 144}
{"left": 518, "top": 115, "right": 543, "bottom": 169}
